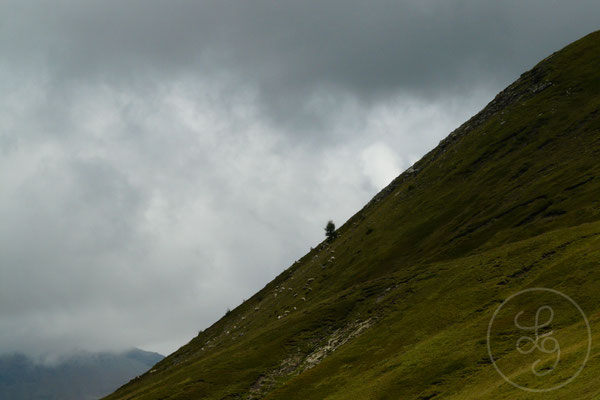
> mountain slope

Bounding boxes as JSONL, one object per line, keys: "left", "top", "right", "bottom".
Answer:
{"left": 105, "top": 30, "right": 600, "bottom": 399}
{"left": 0, "top": 349, "right": 163, "bottom": 400}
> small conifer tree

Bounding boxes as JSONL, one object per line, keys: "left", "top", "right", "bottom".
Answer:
{"left": 325, "top": 220, "right": 337, "bottom": 241}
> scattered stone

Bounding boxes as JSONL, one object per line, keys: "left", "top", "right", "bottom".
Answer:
{"left": 531, "top": 80, "right": 553, "bottom": 93}
{"left": 301, "top": 319, "right": 374, "bottom": 371}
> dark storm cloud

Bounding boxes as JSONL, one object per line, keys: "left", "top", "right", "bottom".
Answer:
{"left": 4, "top": 0, "right": 600, "bottom": 122}
{"left": 1, "top": 0, "right": 599, "bottom": 357}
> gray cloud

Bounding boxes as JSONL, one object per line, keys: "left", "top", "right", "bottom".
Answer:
{"left": 5, "top": 3, "right": 600, "bottom": 88}
{"left": 1, "top": 1, "right": 598, "bottom": 357}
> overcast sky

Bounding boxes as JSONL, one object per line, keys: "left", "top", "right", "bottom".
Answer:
{"left": 1, "top": 1, "right": 598, "bottom": 359}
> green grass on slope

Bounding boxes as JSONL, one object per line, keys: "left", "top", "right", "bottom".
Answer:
{"left": 265, "top": 221, "right": 600, "bottom": 400}
{"left": 104, "top": 30, "right": 600, "bottom": 400}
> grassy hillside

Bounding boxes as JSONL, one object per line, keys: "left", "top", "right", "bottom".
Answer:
{"left": 104, "top": 30, "right": 600, "bottom": 399}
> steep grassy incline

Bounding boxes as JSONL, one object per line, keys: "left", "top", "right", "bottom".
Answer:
{"left": 105, "top": 31, "right": 600, "bottom": 399}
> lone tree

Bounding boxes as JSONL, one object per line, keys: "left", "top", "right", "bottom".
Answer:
{"left": 325, "top": 220, "right": 337, "bottom": 241}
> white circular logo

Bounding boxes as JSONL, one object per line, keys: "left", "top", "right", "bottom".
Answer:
{"left": 487, "top": 288, "right": 592, "bottom": 392}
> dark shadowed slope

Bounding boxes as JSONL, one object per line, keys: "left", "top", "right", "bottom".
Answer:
{"left": 0, "top": 349, "right": 163, "bottom": 400}
{"left": 105, "top": 30, "right": 600, "bottom": 399}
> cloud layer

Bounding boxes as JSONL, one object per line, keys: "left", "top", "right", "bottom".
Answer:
{"left": 1, "top": 0, "right": 598, "bottom": 356}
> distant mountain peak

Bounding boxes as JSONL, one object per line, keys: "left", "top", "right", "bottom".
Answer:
{"left": 0, "top": 349, "right": 163, "bottom": 400}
